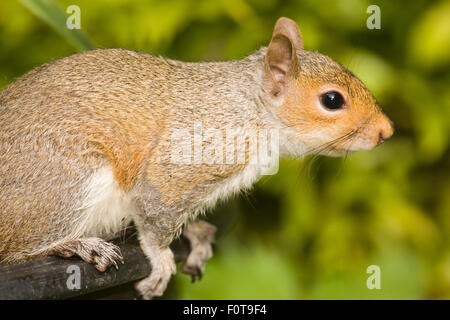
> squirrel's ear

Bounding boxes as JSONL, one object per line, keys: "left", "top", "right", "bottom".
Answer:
{"left": 264, "top": 17, "right": 303, "bottom": 97}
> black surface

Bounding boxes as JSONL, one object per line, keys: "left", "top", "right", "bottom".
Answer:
{"left": 0, "top": 235, "right": 190, "bottom": 300}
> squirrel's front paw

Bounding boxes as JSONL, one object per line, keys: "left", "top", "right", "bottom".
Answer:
{"left": 134, "top": 247, "right": 176, "bottom": 299}
{"left": 182, "top": 220, "right": 217, "bottom": 282}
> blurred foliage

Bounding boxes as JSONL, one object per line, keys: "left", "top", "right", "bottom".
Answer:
{"left": 20, "top": 0, "right": 94, "bottom": 50}
{"left": 0, "top": 0, "right": 449, "bottom": 299}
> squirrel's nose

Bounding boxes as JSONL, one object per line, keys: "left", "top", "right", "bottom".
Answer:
{"left": 377, "top": 116, "right": 394, "bottom": 146}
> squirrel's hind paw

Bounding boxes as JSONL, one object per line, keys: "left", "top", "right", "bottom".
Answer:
{"left": 49, "top": 237, "right": 124, "bottom": 272}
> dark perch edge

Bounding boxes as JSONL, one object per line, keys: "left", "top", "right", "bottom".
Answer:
{"left": 0, "top": 235, "right": 191, "bottom": 300}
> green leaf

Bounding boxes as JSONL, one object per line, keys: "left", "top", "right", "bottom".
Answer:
{"left": 20, "top": 0, "right": 94, "bottom": 51}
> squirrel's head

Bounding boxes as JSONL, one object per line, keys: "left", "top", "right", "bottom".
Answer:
{"left": 261, "top": 17, "right": 393, "bottom": 157}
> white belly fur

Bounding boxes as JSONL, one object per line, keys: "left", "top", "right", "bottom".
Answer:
{"left": 72, "top": 166, "right": 135, "bottom": 239}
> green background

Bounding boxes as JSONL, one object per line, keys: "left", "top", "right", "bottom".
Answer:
{"left": 1, "top": 0, "right": 449, "bottom": 299}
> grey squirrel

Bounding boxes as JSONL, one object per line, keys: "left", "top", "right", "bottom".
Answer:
{"left": 0, "top": 17, "right": 393, "bottom": 299}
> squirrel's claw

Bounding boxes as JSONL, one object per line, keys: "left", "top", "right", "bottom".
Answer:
{"left": 182, "top": 263, "right": 203, "bottom": 283}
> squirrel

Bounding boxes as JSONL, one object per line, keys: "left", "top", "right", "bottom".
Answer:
{"left": 0, "top": 17, "right": 393, "bottom": 299}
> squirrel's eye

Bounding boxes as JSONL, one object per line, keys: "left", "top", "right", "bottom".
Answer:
{"left": 320, "top": 91, "right": 344, "bottom": 110}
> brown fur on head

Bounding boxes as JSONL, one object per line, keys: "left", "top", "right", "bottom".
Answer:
{"left": 262, "top": 17, "right": 393, "bottom": 157}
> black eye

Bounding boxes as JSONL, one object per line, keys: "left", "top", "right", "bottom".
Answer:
{"left": 320, "top": 91, "right": 344, "bottom": 110}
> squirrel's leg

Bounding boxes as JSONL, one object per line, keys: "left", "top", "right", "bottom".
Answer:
{"left": 132, "top": 212, "right": 177, "bottom": 299}
{"left": 48, "top": 237, "right": 124, "bottom": 272}
{"left": 182, "top": 220, "right": 217, "bottom": 282}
